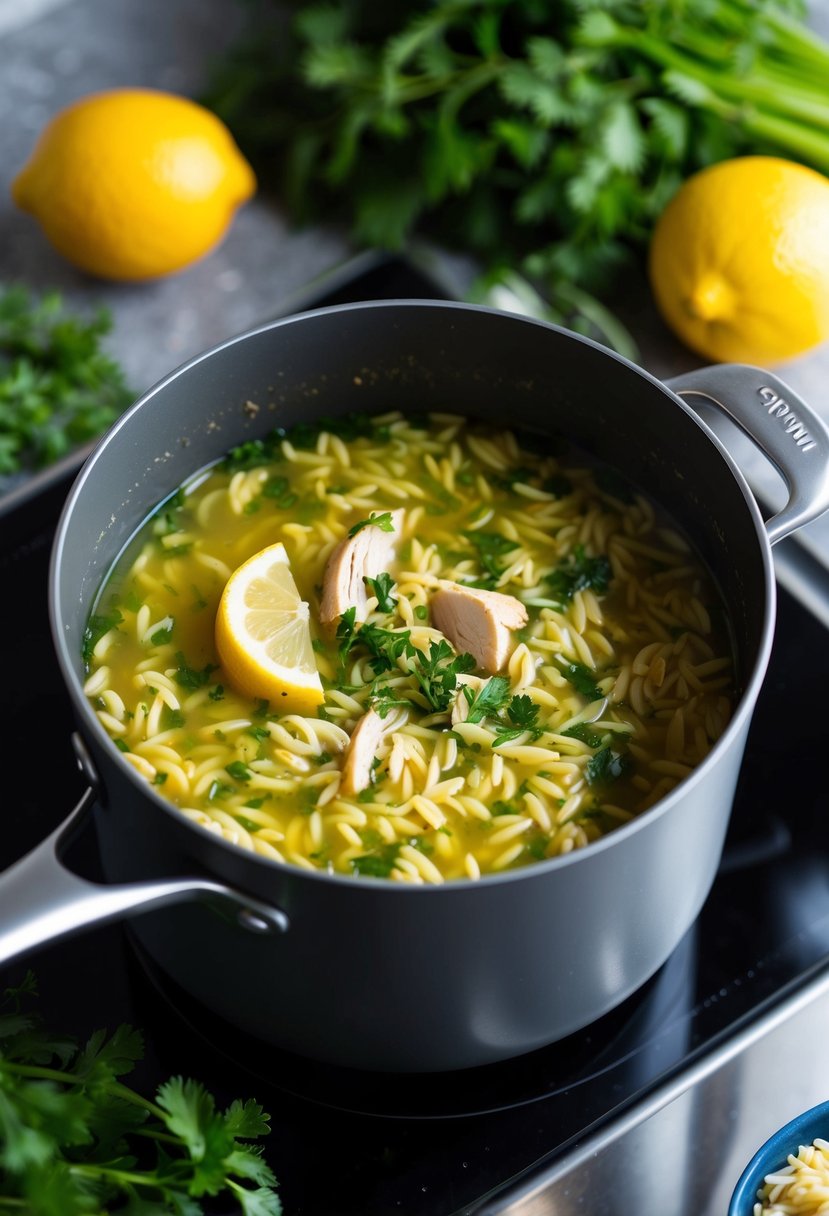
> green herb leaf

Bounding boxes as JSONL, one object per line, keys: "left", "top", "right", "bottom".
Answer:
{"left": 0, "top": 976, "right": 281, "bottom": 1213}
{"left": 547, "top": 544, "right": 611, "bottom": 602}
{"left": 364, "top": 570, "right": 398, "bottom": 613}
{"left": 350, "top": 843, "right": 401, "bottom": 877}
{"left": 0, "top": 285, "right": 133, "bottom": 477}
{"left": 463, "top": 529, "right": 518, "bottom": 587}
{"left": 412, "top": 639, "right": 476, "bottom": 713}
{"left": 463, "top": 675, "right": 511, "bottom": 723}
{"left": 173, "top": 652, "right": 219, "bottom": 691}
{"left": 348, "top": 510, "right": 395, "bottom": 538}
{"left": 558, "top": 661, "right": 604, "bottom": 700}
{"left": 586, "top": 745, "right": 631, "bottom": 785}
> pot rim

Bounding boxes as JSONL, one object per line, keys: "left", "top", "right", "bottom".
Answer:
{"left": 49, "top": 297, "right": 777, "bottom": 893}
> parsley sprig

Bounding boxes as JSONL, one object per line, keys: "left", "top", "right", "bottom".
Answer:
{"left": 347, "top": 511, "right": 395, "bottom": 539}
{"left": 363, "top": 570, "right": 398, "bottom": 613}
{"left": 335, "top": 609, "right": 475, "bottom": 713}
{"left": 491, "top": 694, "right": 544, "bottom": 747}
{"left": 0, "top": 285, "right": 132, "bottom": 477}
{"left": 0, "top": 973, "right": 281, "bottom": 1215}
{"left": 204, "top": 0, "right": 829, "bottom": 356}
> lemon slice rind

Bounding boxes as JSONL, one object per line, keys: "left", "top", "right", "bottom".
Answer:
{"left": 215, "top": 542, "right": 324, "bottom": 712}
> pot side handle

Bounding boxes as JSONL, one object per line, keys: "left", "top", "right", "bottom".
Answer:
{"left": 665, "top": 363, "right": 829, "bottom": 546}
{"left": 0, "top": 788, "right": 289, "bottom": 971}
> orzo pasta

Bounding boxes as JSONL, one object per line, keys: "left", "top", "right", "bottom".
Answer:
{"left": 82, "top": 410, "right": 735, "bottom": 883}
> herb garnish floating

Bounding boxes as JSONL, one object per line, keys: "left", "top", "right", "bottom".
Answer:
{"left": 413, "top": 640, "right": 477, "bottom": 714}
{"left": 463, "top": 676, "right": 511, "bottom": 723}
{"left": 587, "top": 745, "right": 631, "bottom": 785}
{"left": 348, "top": 511, "right": 396, "bottom": 538}
{"left": 0, "top": 972, "right": 282, "bottom": 1214}
{"left": 547, "top": 544, "right": 612, "bottom": 603}
{"left": 463, "top": 530, "right": 519, "bottom": 588}
{"left": 82, "top": 605, "right": 123, "bottom": 666}
{"left": 334, "top": 611, "right": 476, "bottom": 713}
{"left": 0, "top": 284, "right": 132, "bottom": 476}
{"left": 491, "top": 694, "right": 544, "bottom": 747}
{"left": 364, "top": 570, "right": 398, "bottom": 613}
{"left": 204, "top": 0, "right": 829, "bottom": 355}
{"left": 558, "top": 661, "right": 605, "bottom": 702}
{"left": 222, "top": 411, "right": 391, "bottom": 473}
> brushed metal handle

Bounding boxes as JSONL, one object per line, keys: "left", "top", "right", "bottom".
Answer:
{"left": 666, "top": 363, "right": 829, "bottom": 545}
{"left": 0, "top": 787, "right": 289, "bottom": 969}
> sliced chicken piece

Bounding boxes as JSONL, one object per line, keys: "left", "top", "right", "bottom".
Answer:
{"left": 319, "top": 508, "right": 405, "bottom": 628}
{"left": 431, "top": 580, "right": 528, "bottom": 674}
{"left": 340, "top": 708, "right": 392, "bottom": 797}
{"left": 451, "top": 673, "right": 487, "bottom": 726}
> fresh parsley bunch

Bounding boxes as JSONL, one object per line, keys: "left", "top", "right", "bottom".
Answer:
{"left": 205, "top": 0, "right": 829, "bottom": 355}
{"left": 0, "top": 973, "right": 281, "bottom": 1215}
{"left": 0, "top": 285, "right": 132, "bottom": 477}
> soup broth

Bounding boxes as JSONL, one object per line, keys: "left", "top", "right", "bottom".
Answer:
{"left": 83, "top": 411, "right": 735, "bottom": 883}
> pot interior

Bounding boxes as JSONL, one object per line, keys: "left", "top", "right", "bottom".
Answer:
{"left": 52, "top": 301, "right": 768, "bottom": 727}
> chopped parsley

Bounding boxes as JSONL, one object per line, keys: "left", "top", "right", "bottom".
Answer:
{"left": 359, "top": 622, "right": 416, "bottom": 674}
{"left": 491, "top": 694, "right": 543, "bottom": 747}
{"left": 558, "top": 661, "right": 604, "bottom": 701}
{"left": 412, "top": 640, "right": 476, "bottom": 713}
{"left": 82, "top": 606, "right": 123, "bottom": 665}
{"left": 350, "top": 843, "right": 401, "bottom": 877}
{"left": 173, "top": 652, "right": 218, "bottom": 690}
{"left": 561, "top": 721, "right": 604, "bottom": 748}
{"left": 225, "top": 760, "right": 251, "bottom": 782}
{"left": 463, "top": 676, "right": 511, "bottom": 723}
{"left": 348, "top": 510, "right": 396, "bottom": 538}
{"left": 586, "top": 746, "right": 631, "bottom": 785}
{"left": 364, "top": 570, "right": 397, "bottom": 613}
{"left": 463, "top": 529, "right": 518, "bottom": 587}
{"left": 547, "top": 544, "right": 612, "bottom": 602}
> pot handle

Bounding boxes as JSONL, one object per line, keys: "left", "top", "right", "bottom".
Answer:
{"left": 0, "top": 787, "right": 289, "bottom": 970}
{"left": 665, "top": 363, "right": 829, "bottom": 545}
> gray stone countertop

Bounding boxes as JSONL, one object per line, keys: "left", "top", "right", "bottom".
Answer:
{"left": 2, "top": 0, "right": 829, "bottom": 560}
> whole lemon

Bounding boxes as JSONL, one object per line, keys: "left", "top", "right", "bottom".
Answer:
{"left": 648, "top": 156, "right": 829, "bottom": 365}
{"left": 11, "top": 88, "right": 256, "bottom": 281}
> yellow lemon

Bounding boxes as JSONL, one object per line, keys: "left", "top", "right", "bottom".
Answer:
{"left": 648, "top": 155, "right": 829, "bottom": 365}
{"left": 11, "top": 87, "right": 256, "bottom": 281}
{"left": 215, "top": 543, "right": 324, "bottom": 713}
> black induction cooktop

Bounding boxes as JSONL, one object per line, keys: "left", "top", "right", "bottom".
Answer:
{"left": 2, "top": 255, "right": 829, "bottom": 1216}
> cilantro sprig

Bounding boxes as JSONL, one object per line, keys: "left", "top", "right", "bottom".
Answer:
{"left": 0, "top": 973, "right": 281, "bottom": 1215}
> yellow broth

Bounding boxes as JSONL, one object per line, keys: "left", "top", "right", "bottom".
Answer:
{"left": 83, "top": 411, "right": 735, "bottom": 883}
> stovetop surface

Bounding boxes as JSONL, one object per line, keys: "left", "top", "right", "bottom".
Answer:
{"left": 2, "top": 257, "right": 829, "bottom": 1216}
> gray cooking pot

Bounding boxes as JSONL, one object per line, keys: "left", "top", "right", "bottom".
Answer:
{"left": 2, "top": 300, "right": 828, "bottom": 1073}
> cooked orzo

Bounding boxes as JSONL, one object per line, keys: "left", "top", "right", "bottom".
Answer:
{"left": 82, "top": 410, "right": 735, "bottom": 883}
{"left": 754, "top": 1137, "right": 829, "bottom": 1215}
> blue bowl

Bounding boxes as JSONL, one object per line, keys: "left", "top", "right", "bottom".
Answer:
{"left": 729, "top": 1100, "right": 829, "bottom": 1215}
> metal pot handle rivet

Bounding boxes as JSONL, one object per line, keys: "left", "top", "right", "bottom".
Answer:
{"left": 0, "top": 786, "right": 290, "bottom": 970}
{"left": 666, "top": 363, "right": 829, "bottom": 546}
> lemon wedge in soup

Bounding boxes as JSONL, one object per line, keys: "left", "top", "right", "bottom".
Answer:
{"left": 215, "top": 542, "right": 324, "bottom": 712}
